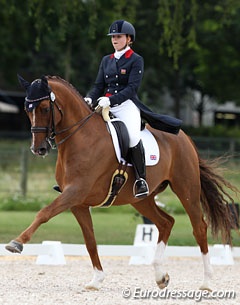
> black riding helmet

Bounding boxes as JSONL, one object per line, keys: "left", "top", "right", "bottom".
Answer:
{"left": 107, "top": 20, "right": 136, "bottom": 42}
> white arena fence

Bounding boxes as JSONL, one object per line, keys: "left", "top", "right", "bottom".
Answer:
{"left": 0, "top": 243, "right": 239, "bottom": 266}
{"left": 0, "top": 225, "right": 239, "bottom": 265}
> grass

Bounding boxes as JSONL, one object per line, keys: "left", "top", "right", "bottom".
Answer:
{"left": 0, "top": 209, "right": 141, "bottom": 244}
{"left": 0, "top": 209, "right": 239, "bottom": 246}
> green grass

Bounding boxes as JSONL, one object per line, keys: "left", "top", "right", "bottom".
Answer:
{"left": 0, "top": 210, "right": 239, "bottom": 246}
{"left": 0, "top": 209, "right": 141, "bottom": 244}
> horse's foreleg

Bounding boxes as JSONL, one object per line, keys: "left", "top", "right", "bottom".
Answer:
{"left": 70, "top": 206, "right": 104, "bottom": 290}
{"left": 131, "top": 196, "right": 175, "bottom": 289}
{"left": 5, "top": 194, "right": 72, "bottom": 253}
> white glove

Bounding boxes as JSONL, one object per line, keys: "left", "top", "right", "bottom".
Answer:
{"left": 97, "top": 96, "right": 110, "bottom": 108}
{"left": 84, "top": 97, "right": 92, "bottom": 106}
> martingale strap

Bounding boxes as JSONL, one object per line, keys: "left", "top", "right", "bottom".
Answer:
{"left": 94, "top": 163, "right": 128, "bottom": 208}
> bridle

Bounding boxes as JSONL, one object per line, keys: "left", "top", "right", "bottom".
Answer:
{"left": 28, "top": 91, "right": 95, "bottom": 149}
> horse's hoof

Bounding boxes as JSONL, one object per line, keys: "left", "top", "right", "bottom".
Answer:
{"left": 156, "top": 273, "right": 170, "bottom": 289}
{"left": 5, "top": 240, "right": 23, "bottom": 254}
{"left": 84, "top": 283, "right": 100, "bottom": 290}
{"left": 199, "top": 285, "right": 212, "bottom": 292}
{"left": 84, "top": 269, "right": 104, "bottom": 290}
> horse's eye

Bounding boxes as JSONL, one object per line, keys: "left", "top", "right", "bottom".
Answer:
{"left": 42, "top": 107, "right": 50, "bottom": 114}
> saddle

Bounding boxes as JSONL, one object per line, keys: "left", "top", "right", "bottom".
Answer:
{"left": 107, "top": 118, "right": 160, "bottom": 166}
{"left": 94, "top": 117, "right": 160, "bottom": 208}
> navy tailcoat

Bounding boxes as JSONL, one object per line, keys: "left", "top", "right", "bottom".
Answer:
{"left": 87, "top": 49, "right": 182, "bottom": 134}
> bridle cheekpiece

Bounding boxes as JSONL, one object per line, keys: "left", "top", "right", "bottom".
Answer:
{"left": 18, "top": 75, "right": 94, "bottom": 150}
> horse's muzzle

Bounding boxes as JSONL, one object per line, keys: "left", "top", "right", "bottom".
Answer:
{"left": 30, "top": 141, "right": 51, "bottom": 156}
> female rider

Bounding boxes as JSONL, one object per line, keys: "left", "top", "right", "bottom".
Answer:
{"left": 85, "top": 20, "right": 149, "bottom": 198}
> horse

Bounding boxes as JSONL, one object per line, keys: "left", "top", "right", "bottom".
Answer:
{"left": 6, "top": 75, "right": 238, "bottom": 291}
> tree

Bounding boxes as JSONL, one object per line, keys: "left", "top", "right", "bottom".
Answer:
{"left": 1, "top": 0, "right": 240, "bottom": 123}
{"left": 156, "top": 0, "right": 240, "bottom": 122}
{"left": 183, "top": 0, "right": 240, "bottom": 125}
{"left": 19, "top": 0, "right": 140, "bottom": 94}
{"left": 194, "top": 1, "right": 240, "bottom": 104}
{"left": 156, "top": 0, "right": 198, "bottom": 118}
{"left": 0, "top": 0, "right": 32, "bottom": 89}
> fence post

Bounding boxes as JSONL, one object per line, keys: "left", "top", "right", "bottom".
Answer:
{"left": 229, "top": 139, "right": 236, "bottom": 155}
{"left": 20, "top": 148, "right": 28, "bottom": 197}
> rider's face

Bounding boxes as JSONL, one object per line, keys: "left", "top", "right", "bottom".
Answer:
{"left": 111, "top": 34, "right": 131, "bottom": 51}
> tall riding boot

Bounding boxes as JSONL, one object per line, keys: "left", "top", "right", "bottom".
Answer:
{"left": 130, "top": 140, "right": 149, "bottom": 198}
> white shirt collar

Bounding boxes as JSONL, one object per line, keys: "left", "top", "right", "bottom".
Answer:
{"left": 114, "top": 46, "right": 130, "bottom": 60}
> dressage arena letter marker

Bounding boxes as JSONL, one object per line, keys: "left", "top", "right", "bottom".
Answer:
{"left": 129, "top": 224, "right": 158, "bottom": 265}
{"left": 36, "top": 241, "right": 66, "bottom": 265}
{"left": 210, "top": 244, "right": 234, "bottom": 265}
{"left": 142, "top": 227, "right": 154, "bottom": 242}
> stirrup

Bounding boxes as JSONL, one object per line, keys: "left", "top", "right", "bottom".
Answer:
{"left": 133, "top": 178, "right": 149, "bottom": 198}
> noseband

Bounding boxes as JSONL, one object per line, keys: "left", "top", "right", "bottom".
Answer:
{"left": 29, "top": 91, "right": 94, "bottom": 148}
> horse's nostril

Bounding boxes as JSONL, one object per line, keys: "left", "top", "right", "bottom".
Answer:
{"left": 38, "top": 148, "right": 47, "bottom": 156}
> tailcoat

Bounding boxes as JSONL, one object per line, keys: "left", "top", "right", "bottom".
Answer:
{"left": 87, "top": 49, "right": 182, "bottom": 134}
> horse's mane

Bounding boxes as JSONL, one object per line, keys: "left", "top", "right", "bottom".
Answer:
{"left": 46, "top": 75, "right": 84, "bottom": 100}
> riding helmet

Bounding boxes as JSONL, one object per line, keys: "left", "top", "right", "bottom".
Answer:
{"left": 107, "top": 20, "right": 136, "bottom": 42}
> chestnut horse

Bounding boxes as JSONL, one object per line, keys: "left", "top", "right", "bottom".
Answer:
{"left": 6, "top": 75, "right": 238, "bottom": 291}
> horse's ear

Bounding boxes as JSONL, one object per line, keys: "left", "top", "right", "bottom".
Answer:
{"left": 17, "top": 74, "right": 30, "bottom": 90}
{"left": 41, "top": 75, "right": 49, "bottom": 90}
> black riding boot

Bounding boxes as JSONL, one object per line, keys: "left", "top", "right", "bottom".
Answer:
{"left": 130, "top": 140, "right": 149, "bottom": 198}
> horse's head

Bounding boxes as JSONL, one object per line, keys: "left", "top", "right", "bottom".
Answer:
{"left": 18, "top": 75, "right": 59, "bottom": 156}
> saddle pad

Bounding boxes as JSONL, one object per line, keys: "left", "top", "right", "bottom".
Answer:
{"left": 107, "top": 120, "right": 160, "bottom": 166}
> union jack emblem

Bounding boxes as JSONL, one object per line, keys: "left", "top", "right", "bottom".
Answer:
{"left": 150, "top": 155, "right": 157, "bottom": 160}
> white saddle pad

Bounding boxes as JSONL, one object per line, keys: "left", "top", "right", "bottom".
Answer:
{"left": 107, "top": 120, "right": 159, "bottom": 166}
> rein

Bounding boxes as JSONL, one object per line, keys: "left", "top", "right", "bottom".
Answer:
{"left": 52, "top": 112, "right": 94, "bottom": 147}
{"left": 30, "top": 91, "right": 95, "bottom": 149}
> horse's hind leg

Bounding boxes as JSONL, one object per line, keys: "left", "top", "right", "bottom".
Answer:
{"left": 70, "top": 205, "right": 104, "bottom": 290}
{"left": 131, "top": 195, "right": 175, "bottom": 289}
{"left": 170, "top": 180, "right": 213, "bottom": 291}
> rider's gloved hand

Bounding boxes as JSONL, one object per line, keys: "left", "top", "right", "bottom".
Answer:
{"left": 84, "top": 97, "right": 92, "bottom": 106}
{"left": 97, "top": 96, "right": 110, "bottom": 108}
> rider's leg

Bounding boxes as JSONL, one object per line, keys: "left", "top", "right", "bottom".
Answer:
{"left": 111, "top": 99, "right": 149, "bottom": 198}
{"left": 129, "top": 139, "right": 149, "bottom": 198}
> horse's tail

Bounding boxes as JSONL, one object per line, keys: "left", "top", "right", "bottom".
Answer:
{"left": 199, "top": 156, "right": 239, "bottom": 244}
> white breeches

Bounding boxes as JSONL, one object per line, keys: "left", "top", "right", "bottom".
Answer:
{"left": 110, "top": 99, "right": 141, "bottom": 147}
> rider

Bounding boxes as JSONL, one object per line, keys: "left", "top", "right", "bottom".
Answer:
{"left": 85, "top": 20, "right": 149, "bottom": 198}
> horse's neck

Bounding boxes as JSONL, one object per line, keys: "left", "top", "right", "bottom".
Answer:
{"left": 54, "top": 85, "right": 107, "bottom": 147}
{"left": 58, "top": 88, "right": 91, "bottom": 125}
{"left": 50, "top": 80, "right": 114, "bottom": 148}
